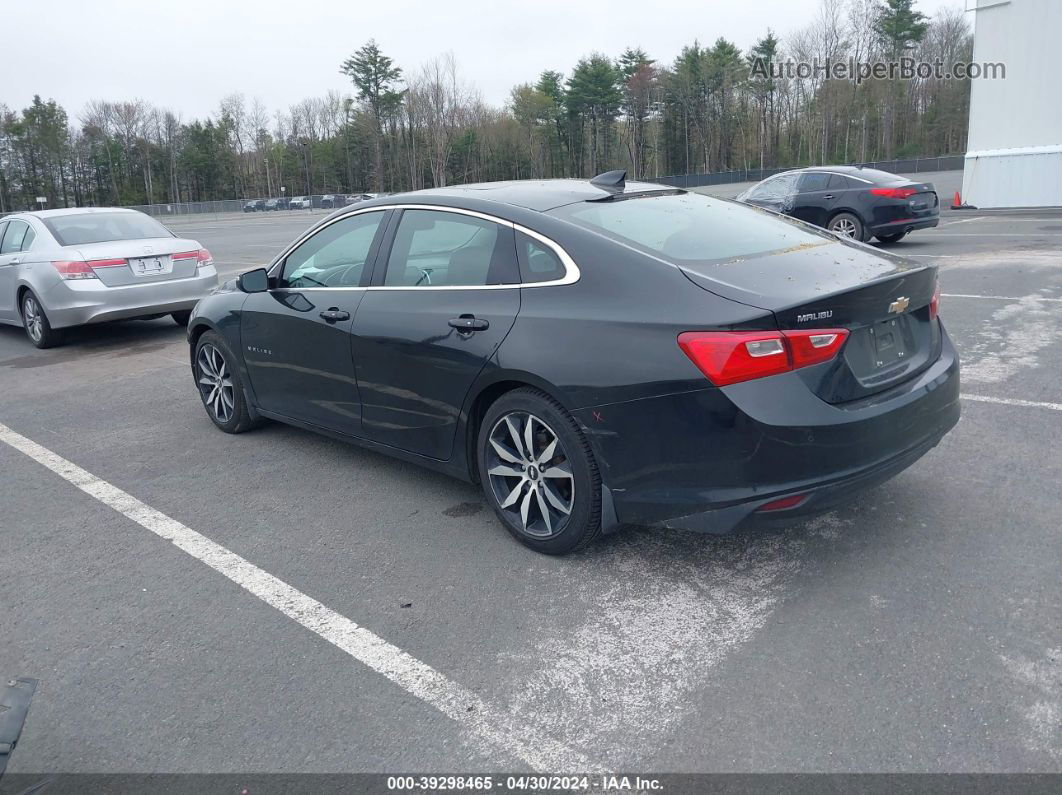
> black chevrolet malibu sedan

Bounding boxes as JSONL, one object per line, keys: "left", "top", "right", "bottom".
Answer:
{"left": 736, "top": 165, "right": 939, "bottom": 243}
{"left": 187, "top": 172, "right": 960, "bottom": 554}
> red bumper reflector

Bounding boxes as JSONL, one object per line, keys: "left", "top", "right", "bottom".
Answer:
{"left": 757, "top": 494, "right": 808, "bottom": 512}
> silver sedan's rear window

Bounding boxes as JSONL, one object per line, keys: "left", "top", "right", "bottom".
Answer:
{"left": 549, "top": 192, "right": 830, "bottom": 265}
{"left": 42, "top": 212, "right": 174, "bottom": 246}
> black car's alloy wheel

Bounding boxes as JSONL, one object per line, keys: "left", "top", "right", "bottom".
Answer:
{"left": 194, "top": 331, "right": 260, "bottom": 433}
{"left": 197, "top": 343, "right": 235, "bottom": 423}
{"left": 828, "top": 212, "right": 864, "bottom": 241}
{"left": 486, "top": 411, "right": 575, "bottom": 538}
{"left": 478, "top": 388, "right": 601, "bottom": 554}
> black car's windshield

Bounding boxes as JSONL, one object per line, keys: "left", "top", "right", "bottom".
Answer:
{"left": 549, "top": 192, "right": 831, "bottom": 265}
{"left": 43, "top": 212, "right": 174, "bottom": 246}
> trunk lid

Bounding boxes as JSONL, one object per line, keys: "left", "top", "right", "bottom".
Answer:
{"left": 681, "top": 240, "right": 939, "bottom": 402}
{"left": 70, "top": 238, "right": 202, "bottom": 287}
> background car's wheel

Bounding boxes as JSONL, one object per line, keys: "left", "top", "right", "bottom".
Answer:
{"left": 875, "top": 231, "right": 907, "bottom": 244}
{"left": 194, "top": 331, "right": 261, "bottom": 433}
{"left": 172, "top": 310, "right": 192, "bottom": 327}
{"left": 21, "top": 291, "right": 63, "bottom": 349}
{"left": 477, "top": 388, "right": 601, "bottom": 555}
{"left": 828, "top": 212, "right": 865, "bottom": 241}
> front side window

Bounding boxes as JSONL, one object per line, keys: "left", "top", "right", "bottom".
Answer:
{"left": 748, "top": 173, "right": 798, "bottom": 202}
{"left": 384, "top": 210, "right": 517, "bottom": 287}
{"left": 549, "top": 192, "right": 831, "bottom": 266}
{"left": 282, "top": 211, "right": 385, "bottom": 288}
{"left": 42, "top": 212, "right": 173, "bottom": 246}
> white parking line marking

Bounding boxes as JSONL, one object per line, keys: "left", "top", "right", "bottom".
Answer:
{"left": 0, "top": 421, "right": 600, "bottom": 773}
{"left": 963, "top": 394, "right": 1062, "bottom": 412}
{"left": 943, "top": 293, "right": 1062, "bottom": 302}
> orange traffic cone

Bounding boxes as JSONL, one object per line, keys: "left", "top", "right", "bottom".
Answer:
{"left": 951, "top": 191, "right": 962, "bottom": 209}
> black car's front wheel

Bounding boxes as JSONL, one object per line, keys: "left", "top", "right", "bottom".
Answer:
{"left": 194, "top": 331, "right": 261, "bottom": 433}
{"left": 478, "top": 388, "right": 601, "bottom": 555}
{"left": 828, "top": 212, "right": 864, "bottom": 241}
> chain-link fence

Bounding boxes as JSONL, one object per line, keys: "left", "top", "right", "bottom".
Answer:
{"left": 125, "top": 193, "right": 371, "bottom": 222}
{"left": 652, "top": 155, "right": 966, "bottom": 189}
{"left": 2, "top": 156, "right": 966, "bottom": 219}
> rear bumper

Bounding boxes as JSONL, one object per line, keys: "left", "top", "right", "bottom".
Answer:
{"left": 577, "top": 324, "right": 961, "bottom": 534}
{"left": 869, "top": 216, "right": 939, "bottom": 236}
{"left": 41, "top": 267, "right": 219, "bottom": 328}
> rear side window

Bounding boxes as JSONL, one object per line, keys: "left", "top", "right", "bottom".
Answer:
{"left": 0, "top": 220, "right": 30, "bottom": 254}
{"left": 516, "top": 231, "right": 565, "bottom": 284}
{"left": 549, "top": 192, "right": 830, "bottom": 265}
{"left": 384, "top": 209, "right": 518, "bottom": 287}
{"left": 42, "top": 212, "right": 173, "bottom": 246}
{"left": 798, "top": 173, "right": 831, "bottom": 192}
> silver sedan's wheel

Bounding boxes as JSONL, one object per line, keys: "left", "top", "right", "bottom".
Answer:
{"left": 486, "top": 411, "right": 575, "bottom": 539}
{"left": 22, "top": 294, "right": 43, "bottom": 343}
{"left": 21, "top": 291, "right": 61, "bottom": 348}
{"left": 197, "top": 343, "right": 236, "bottom": 423}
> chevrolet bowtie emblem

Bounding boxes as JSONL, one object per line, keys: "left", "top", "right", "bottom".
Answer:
{"left": 888, "top": 296, "right": 910, "bottom": 314}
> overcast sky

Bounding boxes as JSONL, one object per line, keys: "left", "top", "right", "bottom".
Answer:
{"left": 7, "top": 0, "right": 949, "bottom": 122}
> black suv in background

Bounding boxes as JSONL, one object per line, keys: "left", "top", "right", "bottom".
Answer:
{"left": 321, "top": 194, "right": 347, "bottom": 209}
{"left": 242, "top": 199, "right": 267, "bottom": 212}
{"left": 737, "top": 166, "right": 939, "bottom": 243}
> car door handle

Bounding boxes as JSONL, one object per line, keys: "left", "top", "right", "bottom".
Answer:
{"left": 822, "top": 194, "right": 835, "bottom": 200}
{"left": 448, "top": 316, "right": 489, "bottom": 332}
{"left": 319, "top": 308, "right": 350, "bottom": 323}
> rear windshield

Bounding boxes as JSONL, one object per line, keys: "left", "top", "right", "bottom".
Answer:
{"left": 43, "top": 212, "right": 174, "bottom": 246}
{"left": 548, "top": 192, "right": 830, "bottom": 265}
{"left": 837, "top": 168, "right": 907, "bottom": 185}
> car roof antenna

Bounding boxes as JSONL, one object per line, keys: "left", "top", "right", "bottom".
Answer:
{"left": 590, "top": 170, "right": 626, "bottom": 193}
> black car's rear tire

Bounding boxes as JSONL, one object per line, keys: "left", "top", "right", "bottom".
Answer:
{"left": 21, "top": 291, "right": 63, "bottom": 349}
{"left": 194, "top": 331, "right": 261, "bottom": 434}
{"left": 172, "top": 310, "right": 192, "bottom": 326}
{"left": 828, "top": 212, "right": 865, "bottom": 241}
{"left": 875, "top": 231, "right": 907, "bottom": 244}
{"left": 477, "top": 388, "right": 602, "bottom": 555}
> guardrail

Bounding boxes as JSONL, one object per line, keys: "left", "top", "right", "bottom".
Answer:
{"left": 652, "top": 155, "right": 966, "bottom": 189}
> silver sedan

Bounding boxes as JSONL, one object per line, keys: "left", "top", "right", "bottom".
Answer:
{"left": 0, "top": 207, "right": 218, "bottom": 348}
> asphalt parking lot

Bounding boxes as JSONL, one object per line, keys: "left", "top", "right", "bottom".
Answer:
{"left": 1, "top": 185, "right": 1060, "bottom": 775}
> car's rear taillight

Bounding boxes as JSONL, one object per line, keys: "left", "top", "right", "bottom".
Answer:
{"left": 678, "top": 328, "right": 850, "bottom": 386}
{"left": 52, "top": 257, "right": 128, "bottom": 280}
{"left": 929, "top": 281, "right": 941, "bottom": 321}
{"left": 174, "top": 248, "right": 213, "bottom": 269}
{"left": 870, "top": 187, "right": 918, "bottom": 200}
{"left": 51, "top": 260, "right": 96, "bottom": 279}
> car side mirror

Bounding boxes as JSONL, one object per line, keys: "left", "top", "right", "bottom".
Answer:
{"left": 238, "top": 267, "right": 270, "bottom": 293}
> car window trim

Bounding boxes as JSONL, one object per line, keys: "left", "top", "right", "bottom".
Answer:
{"left": 267, "top": 203, "right": 579, "bottom": 291}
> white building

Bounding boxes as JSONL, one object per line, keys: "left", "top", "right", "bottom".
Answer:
{"left": 961, "top": 0, "right": 1062, "bottom": 208}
